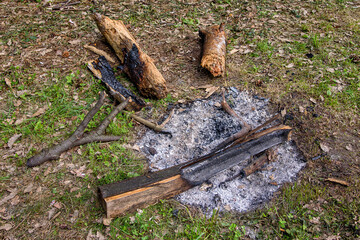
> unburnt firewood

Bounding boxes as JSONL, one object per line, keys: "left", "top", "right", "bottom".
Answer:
{"left": 199, "top": 23, "right": 226, "bottom": 77}
{"left": 93, "top": 13, "right": 167, "bottom": 99}
{"left": 98, "top": 123, "right": 291, "bottom": 217}
{"left": 88, "top": 56, "right": 146, "bottom": 111}
{"left": 27, "top": 92, "right": 129, "bottom": 167}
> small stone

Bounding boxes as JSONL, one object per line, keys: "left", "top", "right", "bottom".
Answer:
{"left": 148, "top": 147, "right": 157, "bottom": 155}
{"left": 299, "top": 106, "right": 305, "bottom": 113}
{"left": 310, "top": 98, "right": 317, "bottom": 104}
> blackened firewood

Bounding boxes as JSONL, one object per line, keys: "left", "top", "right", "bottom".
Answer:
{"left": 93, "top": 56, "right": 145, "bottom": 111}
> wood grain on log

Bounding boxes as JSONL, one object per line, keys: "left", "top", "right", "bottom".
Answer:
{"left": 199, "top": 24, "right": 226, "bottom": 77}
{"left": 98, "top": 166, "right": 192, "bottom": 218}
{"left": 93, "top": 13, "right": 167, "bottom": 99}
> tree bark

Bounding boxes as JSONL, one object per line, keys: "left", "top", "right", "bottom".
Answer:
{"left": 93, "top": 13, "right": 167, "bottom": 99}
{"left": 199, "top": 24, "right": 226, "bottom": 77}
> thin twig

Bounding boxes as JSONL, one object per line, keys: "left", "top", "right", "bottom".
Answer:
{"left": 84, "top": 45, "right": 116, "bottom": 63}
{"left": 125, "top": 111, "right": 172, "bottom": 134}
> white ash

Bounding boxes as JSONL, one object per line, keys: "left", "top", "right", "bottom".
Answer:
{"left": 137, "top": 89, "right": 306, "bottom": 214}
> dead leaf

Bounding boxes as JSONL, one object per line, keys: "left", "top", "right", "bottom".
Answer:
{"left": 54, "top": 202, "right": 62, "bottom": 209}
{"left": 14, "top": 118, "right": 24, "bottom": 125}
{"left": 4, "top": 78, "right": 11, "bottom": 88}
{"left": 32, "top": 107, "right": 47, "bottom": 117}
{"left": 70, "top": 165, "right": 86, "bottom": 178}
{"left": 229, "top": 49, "right": 239, "bottom": 55}
{"left": 326, "top": 235, "right": 341, "bottom": 240}
{"left": 62, "top": 51, "right": 70, "bottom": 58}
{"left": 205, "top": 86, "right": 219, "bottom": 98}
{"left": 309, "top": 217, "right": 320, "bottom": 224}
{"left": 224, "top": 205, "right": 231, "bottom": 211}
{"left": 280, "top": 108, "right": 286, "bottom": 117}
{"left": 14, "top": 100, "right": 22, "bottom": 107}
{"left": 320, "top": 143, "right": 330, "bottom": 152}
{"left": 0, "top": 190, "right": 18, "bottom": 206}
{"left": 129, "top": 216, "right": 135, "bottom": 224}
{"left": 71, "top": 210, "right": 79, "bottom": 223}
{"left": 0, "top": 223, "right": 13, "bottom": 231}
{"left": 7, "top": 133, "right": 22, "bottom": 148}
{"left": 310, "top": 98, "right": 317, "bottom": 104}
{"left": 35, "top": 48, "right": 52, "bottom": 56}
{"left": 11, "top": 195, "right": 20, "bottom": 206}
{"left": 268, "top": 20, "right": 277, "bottom": 24}
{"left": 48, "top": 208, "right": 56, "bottom": 220}
{"left": 69, "top": 39, "right": 82, "bottom": 45}
{"left": 24, "top": 183, "right": 34, "bottom": 193}
{"left": 326, "top": 178, "right": 349, "bottom": 186}
{"left": 103, "top": 217, "right": 112, "bottom": 226}
{"left": 326, "top": 67, "right": 335, "bottom": 73}
{"left": 286, "top": 63, "right": 294, "bottom": 68}
{"left": 96, "top": 231, "right": 105, "bottom": 240}
{"left": 345, "top": 145, "right": 353, "bottom": 151}
{"left": 299, "top": 106, "right": 305, "bottom": 113}
{"left": 197, "top": 84, "right": 213, "bottom": 89}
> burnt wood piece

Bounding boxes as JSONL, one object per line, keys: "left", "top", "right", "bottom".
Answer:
{"left": 241, "top": 153, "right": 269, "bottom": 177}
{"left": 214, "top": 91, "right": 252, "bottom": 151}
{"left": 93, "top": 13, "right": 167, "bottom": 99}
{"left": 199, "top": 24, "right": 226, "bottom": 77}
{"left": 98, "top": 125, "right": 291, "bottom": 217}
{"left": 181, "top": 128, "right": 291, "bottom": 185}
{"left": 98, "top": 165, "right": 192, "bottom": 218}
{"left": 27, "top": 93, "right": 129, "bottom": 167}
{"left": 90, "top": 56, "right": 145, "bottom": 111}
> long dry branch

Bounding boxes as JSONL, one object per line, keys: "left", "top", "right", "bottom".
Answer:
{"left": 27, "top": 92, "right": 130, "bottom": 167}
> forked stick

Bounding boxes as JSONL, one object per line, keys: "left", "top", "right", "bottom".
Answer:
{"left": 27, "top": 92, "right": 130, "bottom": 167}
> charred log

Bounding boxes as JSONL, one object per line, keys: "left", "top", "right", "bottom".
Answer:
{"left": 89, "top": 56, "right": 145, "bottom": 111}
{"left": 93, "top": 13, "right": 167, "bottom": 99}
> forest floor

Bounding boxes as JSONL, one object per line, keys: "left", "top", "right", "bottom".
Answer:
{"left": 0, "top": 0, "right": 359, "bottom": 239}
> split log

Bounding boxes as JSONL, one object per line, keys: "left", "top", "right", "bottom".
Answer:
{"left": 98, "top": 124, "right": 291, "bottom": 217}
{"left": 98, "top": 165, "right": 192, "bottom": 218}
{"left": 27, "top": 92, "right": 129, "bottom": 167}
{"left": 88, "top": 56, "right": 146, "bottom": 111}
{"left": 93, "top": 13, "right": 167, "bottom": 99}
{"left": 199, "top": 24, "right": 226, "bottom": 77}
